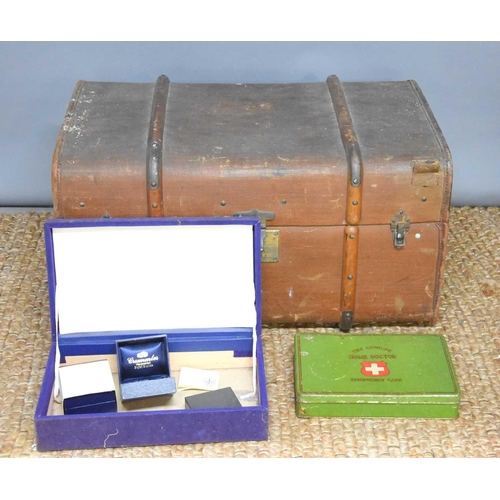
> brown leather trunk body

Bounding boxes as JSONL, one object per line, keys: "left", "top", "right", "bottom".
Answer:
{"left": 52, "top": 76, "right": 452, "bottom": 330}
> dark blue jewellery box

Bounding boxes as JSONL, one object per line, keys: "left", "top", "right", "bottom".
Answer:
{"left": 35, "top": 217, "right": 268, "bottom": 451}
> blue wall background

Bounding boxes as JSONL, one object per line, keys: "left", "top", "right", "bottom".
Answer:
{"left": 1, "top": 41, "right": 499, "bottom": 206}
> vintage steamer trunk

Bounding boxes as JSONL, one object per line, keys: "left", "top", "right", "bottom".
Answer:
{"left": 52, "top": 76, "right": 452, "bottom": 330}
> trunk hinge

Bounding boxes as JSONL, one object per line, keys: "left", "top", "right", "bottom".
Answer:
{"left": 391, "top": 210, "right": 411, "bottom": 248}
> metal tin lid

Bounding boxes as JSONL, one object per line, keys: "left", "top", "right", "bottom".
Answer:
{"left": 295, "top": 334, "right": 460, "bottom": 405}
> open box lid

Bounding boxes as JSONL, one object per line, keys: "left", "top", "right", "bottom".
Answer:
{"left": 44, "top": 217, "right": 261, "bottom": 340}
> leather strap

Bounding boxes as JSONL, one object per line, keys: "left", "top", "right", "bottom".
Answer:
{"left": 146, "top": 75, "right": 169, "bottom": 217}
{"left": 327, "top": 75, "right": 364, "bottom": 331}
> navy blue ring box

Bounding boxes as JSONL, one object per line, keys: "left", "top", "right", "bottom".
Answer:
{"left": 116, "top": 334, "right": 176, "bottom": 401}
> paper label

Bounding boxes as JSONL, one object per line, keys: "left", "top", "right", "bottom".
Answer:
{"left": 178, "top": 367, "right": 220, "bottom": 391}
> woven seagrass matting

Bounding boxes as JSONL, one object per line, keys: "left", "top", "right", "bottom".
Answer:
{"left": 0, "top": 207, "right": 499, "bottom": 458}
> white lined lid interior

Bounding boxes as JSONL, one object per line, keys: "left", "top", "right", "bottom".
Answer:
{"left": 52, "top": 224, "right": 256, "bottom": 335}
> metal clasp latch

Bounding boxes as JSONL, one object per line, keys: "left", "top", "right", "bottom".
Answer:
{"left": 390, "top": 210, "right": 411, "bottom": 248}
{"left": 234, "top": 209, "right": 279, "bottom": 262}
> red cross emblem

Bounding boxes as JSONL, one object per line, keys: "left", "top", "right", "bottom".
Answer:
{"left": 361, "top": 361, "right": 389, "bottom": 377}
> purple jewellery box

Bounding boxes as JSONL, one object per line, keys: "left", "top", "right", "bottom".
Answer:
{"left": 35, "top": 217, "right": 268, "bottom": 451}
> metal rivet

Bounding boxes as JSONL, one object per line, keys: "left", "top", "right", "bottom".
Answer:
{"left": 102, "top": 213, "right": 110, "bottom": 218}
{"left": 152, "top": 203, "right": 158, "bottom": 209}
{"left": 422, "top": 197, "right": 427, "bottom": 202}
{"left": 79, "top": 202, "right": 85, "bottom": 207}
{"left": 399, "top": 209, "right": 404, "bottom": 214}
{"left": 347, "top": 274, "right": 353, "bottom": 280}
{"left": 352, "top": 200, "right": 358, "bottom": 206}
{"left": 349, "top": 233, "right": 355, "bottom": 239}
{"left": 151, "top": 181, "right": 157, "bottom": 188}
{"left": 273, "top": 231, "right": 279, "bottom": 236}
{"left": 353, "top": 179, "right": 359, "bottom": 185}
{"left": 415, "top": 233, "right": 421, "bottom": 239}
{"left": 220, "top": 200, "right": 226, "bottom": 206}
{"left": 280, "top": 199, "right": 287, "bottom": 205}
{"left": 392, "top": 218, "right": 396, "bottom": 223}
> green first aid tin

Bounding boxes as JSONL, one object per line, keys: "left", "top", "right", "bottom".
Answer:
{"left": 294, "top": 333, "right": 460, "bottom": 418}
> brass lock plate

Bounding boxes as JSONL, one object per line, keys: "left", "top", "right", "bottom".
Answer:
{"left": 390, "top": 210, "right": 411, "bottom": 248}
{"left": 262, "top": 230, "right": 280, "bottom": 263}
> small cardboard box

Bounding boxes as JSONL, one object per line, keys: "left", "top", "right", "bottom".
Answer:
{"left": 294, "top": 333, "right": 460, "bottom": 418}
{"left": 185, "top": 387, "right": 242, "bottom": 410}
{"left": 35, "top": 217, "right": 267, "bottom": 451}
{"left": 59, "top": 359, "right": 117, "bottom": 415}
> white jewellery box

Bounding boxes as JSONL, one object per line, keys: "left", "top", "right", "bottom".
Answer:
{"left": 59, "top": 359, "right": 117, "bottom": 414}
